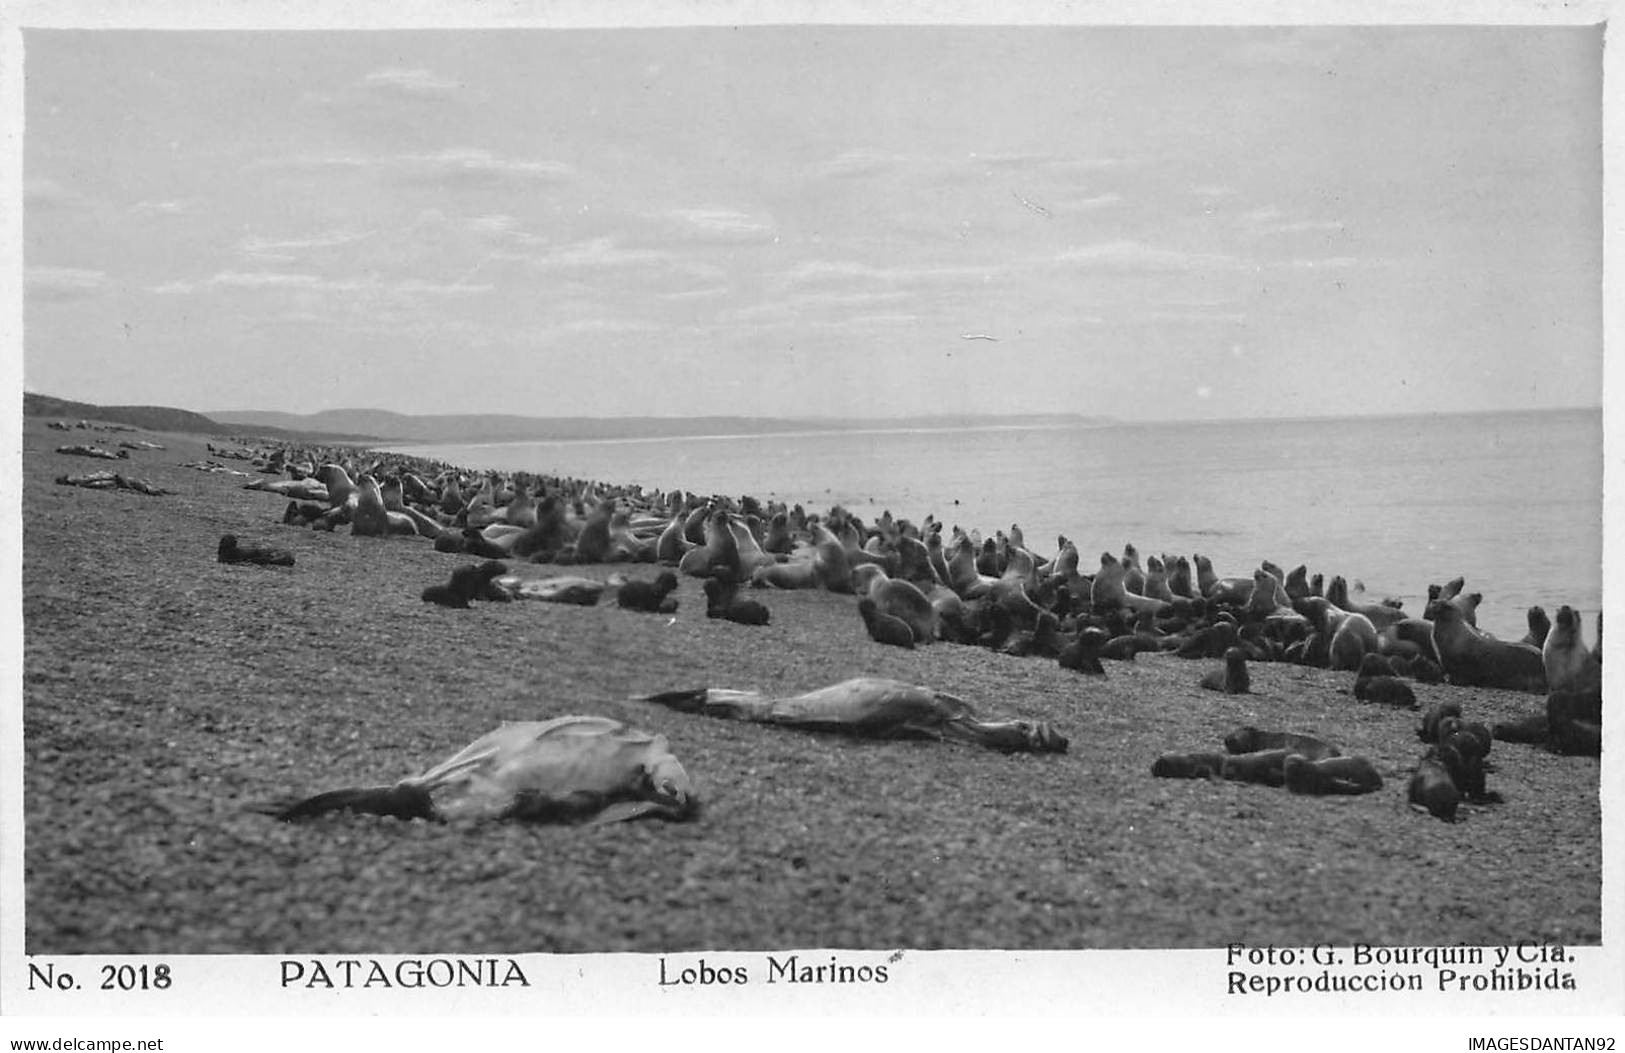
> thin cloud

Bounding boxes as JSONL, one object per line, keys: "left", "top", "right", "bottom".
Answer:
{"left": 27, "top": 266, "right": 107, "bottom": 301}
{"left": 255, "top": 149, "right": 572, "bottom": 185}
{"left": 240, "top": 230, "right": 375, "bottom": 259}
{"left": 1269, "top": 219, "right": 1348, "bottom": 234}
{"left": 362, "top": 67, "right": 462, "bottom": 97}
{"left": 132, "top": 199, "right": 187, "bottom": 215}
{"left": 664, "top": 208, "right": 776, "bottom": 238}
{"left": 24, "top": 178, "right": 86, "bottom": 210}
{"left": 1055, "top": 241, "right": 1245, "bottom": 272}
{"left": 528, "top": 238, "right": 671, "bottom": 271}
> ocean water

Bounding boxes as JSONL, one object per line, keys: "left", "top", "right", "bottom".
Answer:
{"left": 387, "top": 408, "right": 1603, "bottom": 643}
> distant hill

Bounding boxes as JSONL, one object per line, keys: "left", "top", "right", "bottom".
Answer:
{"left": 23, "top": 393, "right": 385, "bottom": 443}
{"left": 210, "top": 408, "right": 1115, "bottom": 444}
{"left": 24, "top": 392, "right": 227, "bottom": 435}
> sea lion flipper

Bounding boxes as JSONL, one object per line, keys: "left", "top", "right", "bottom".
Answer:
{"left": 252, "top": 785, "right": 434, "bottom": 822}
{"left": 633, "top": 687, "right": 714, "bottom": 712}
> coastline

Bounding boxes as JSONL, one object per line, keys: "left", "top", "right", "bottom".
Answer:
{"left": 18, "top": 417, "right": 1602, "bottom": 956}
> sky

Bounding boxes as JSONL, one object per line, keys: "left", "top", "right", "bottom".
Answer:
{"left": 17, "top": 20, "right": 1604, "bottom": 421}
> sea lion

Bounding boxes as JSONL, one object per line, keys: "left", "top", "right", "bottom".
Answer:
{"left": 1547, "top": 689, "right": 1602, "bottom": 756}
{"left": 751, "top": 559, "right": 821, "bottom": 589}
{"left": 1327, "top": 610, "right": 1381, "bottom": 671}
{"left": 254, "top": 716, "right": 698, "bottom": 824}
{"left": 1177, "top": 619, "right": 1239, "bottom": 659}
{"left": 1150, "top": 752, "right": 1228, "bottom": 779}
{"left": 703, "top": 576, "right": 770, "bottom": 625}
{"left": 1324, "top": 576, "right": 1407, "bottom": 630}
{"left": 1543, "top": 605, "right": 1601, "bottom": 695}
{"left": 1057, "top": 627, "right": 1108, "bottom": 674}
{"left": 1222, "top": 727, "right": 1341, "bottom": 761}
{"left": 616, "top": 570, "right": 679, "bottom": 613}
{"left": 858, "top": 597, "right": 916, "bottom": 649}
{"left": 244, "top": 477, "right": 330, "bottom": 503}
{"left": 218, "top": 534, "right": 295, "bottom": 567}
{"left": 851, "top": 564, "right": 937, "bottom": 643}
{"left": 656, "top": 513, "right": 697, "bottom": 564}
{"left": 1091, "top": 553, "right": 1168, "bottom": 616}
{"left": 572, "top": 500, "right": 616, "bottom": 563}
{"left": 1431, "top": 600, "right": 1546, "bottom": 693}
{"left": 1418, "top": 702, "right": 1463, "bottom": 744}
{"left": 1219, "top": 749, "right": 1291, "bottom": 787}
{"left": 635, "top": 677, "right": 1067, "bottom": 753}
{"left": 421, "top": 561, "right": 509, "bottom": 608}
{"left": 1353, "top": 673, "right": 1417, "bottom": 709}
{"left": 1522, "top": 606, "right": 1552, "bottom": 650}
{"left": 501, "top": 574, "right": 605, "bottom": 605}
{"left": 1199, "top": 647, "right": 1250, "bottom": 694}
{"left": 1408, "top": 754, "right": 1462, "bottom": 821}
{"left": 1282, "top": 754, "right": 1383, "bottom": 796}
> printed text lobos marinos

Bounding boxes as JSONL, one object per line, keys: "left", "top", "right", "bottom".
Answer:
{"left": 658, "top": 955, "right": 889, "bottom": 986}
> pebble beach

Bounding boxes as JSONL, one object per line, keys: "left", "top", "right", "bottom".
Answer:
{"left": 20, "top": 417, "right": 1602, "bottom": 954}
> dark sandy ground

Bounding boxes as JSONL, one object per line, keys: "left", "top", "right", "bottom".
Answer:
{"left": 19, "top": 420, "right": 1601, "bottom": 954}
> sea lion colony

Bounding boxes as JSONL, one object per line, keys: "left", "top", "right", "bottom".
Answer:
{"left": 171, "top": 435, "right": 1601, "bottom": 824}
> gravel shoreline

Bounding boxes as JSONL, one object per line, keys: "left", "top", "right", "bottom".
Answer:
{"left": 21, "top": 420, "right": 1601, "bottom": 954}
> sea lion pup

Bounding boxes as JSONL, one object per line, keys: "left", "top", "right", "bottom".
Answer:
{"left": 1521, "top": 606, "right": 1552, "bottom": 650}
{"left": 253, "top": 716, "right": 698, "bottom": 825}
{"left": 1408, "top": 753, "right": 1462, "bottom": 821}
{"left": 1091, "top": 553, "right": 1169, "bottom": 616}
{"left": 703, "top": 575, "right": 770, "bottom": 626}
{"left": 1150, "top": 751, "right": 1228, "bottom": 779}
{"left": 851, "top": 564, "right": 937, "bottom": 644}
{"left": 1223, "top": 726, "right": 1341, "bottom": 760}
{"left": 1177, "top": 618, "right": 1240, "bottom": 659}
{"left": 1431, "top": 600, "right": 1546, "bottom": 693}
{"left": 1199, "top": 647, "right": 1251, "bottom": 694}
{"left": 218, "top": 534, "right": 295, "bottom": 567}
{"left": 1418, "top": 701, "right": 1463, "bottom": 744}
{"left": 1057, "top": 627, "right": 1108, "bottom": 674}
{"left": 1543, "top": 605, "right": 1601, "bottom": 695}
{"left": 421, "top": 561, "right": 506, "bottom": 609}
{"left": 1282, "top": 754, "right": 1383, "bottom": 796}
{"left": 633, "top": 676, "right": 1067, "bottom": 754}
{"left": 616, "top": 570, "right": 679, "bottom": 613}
{"left": 858, "top": 598, "right": 916, "bottom": 649}
{"left": 1218, "top": 749, "right": 1292, "bottom": 787}
{"left": 1355, "top": 675, "right": 1417, "bottom": 708}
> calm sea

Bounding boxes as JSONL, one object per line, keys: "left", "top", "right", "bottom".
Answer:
{"left": 387, "top": 408, "right": 1602, "bottom": 643}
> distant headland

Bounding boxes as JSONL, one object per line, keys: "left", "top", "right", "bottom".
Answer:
{"left": 22, "top": 392, "right": 1113, "bottom": 444}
